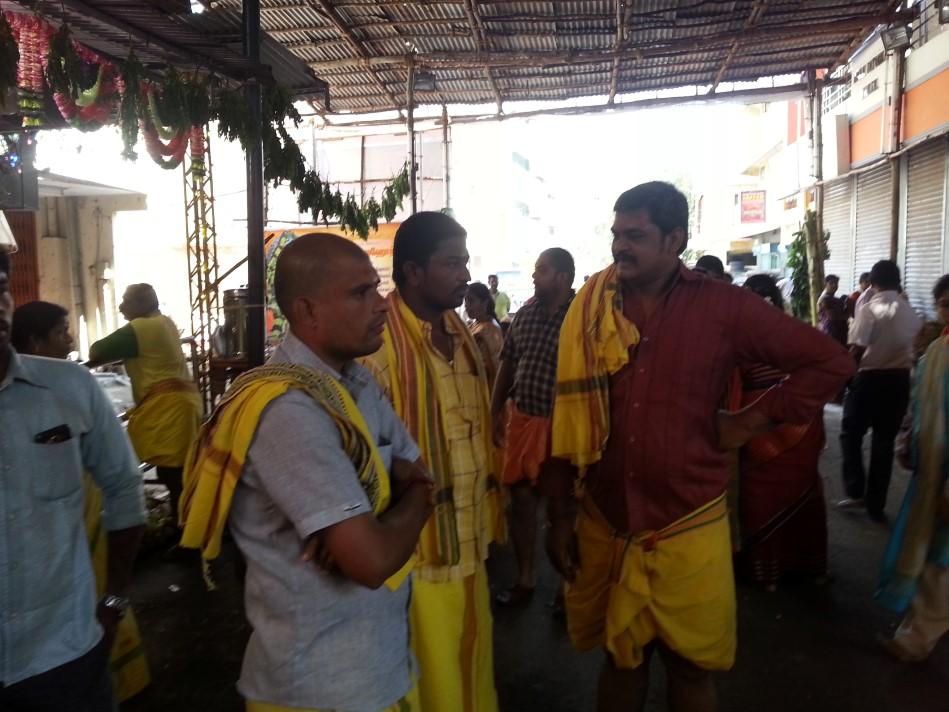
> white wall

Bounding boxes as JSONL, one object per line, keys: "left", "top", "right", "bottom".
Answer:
{"left": 36, "top": 193, "right": 146, "bottom": 353}
{"left": 905, "top": 16, "right": 949, "bottom": 89}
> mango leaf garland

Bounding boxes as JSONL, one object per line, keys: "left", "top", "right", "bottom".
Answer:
{"left": 214, "top": 85, "right": 252, "bottom": 146}
{"left": 216, "top": 82, "right": 409, "bottom": 237}
{"left": 46, "top": 25, "right": 87, "bottom": 99}
{"left": 118, "top": 52, "right": 144, "bottom": 159}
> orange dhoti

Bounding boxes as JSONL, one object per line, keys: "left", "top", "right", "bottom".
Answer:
{"left": 500, "top": 406, "right": 551, "bottom": 486}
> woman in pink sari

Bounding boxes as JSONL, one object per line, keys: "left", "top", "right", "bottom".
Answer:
{"left": 737, "top": 275, "right": 829, "bottom": 590}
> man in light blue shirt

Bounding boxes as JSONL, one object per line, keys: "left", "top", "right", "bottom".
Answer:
{"left": 0, "top": 251, "right": 146, "bottom": 711}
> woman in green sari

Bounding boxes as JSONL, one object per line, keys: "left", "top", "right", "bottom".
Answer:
{"left": 876, "top": 274, "right": 949, "bottom": 661}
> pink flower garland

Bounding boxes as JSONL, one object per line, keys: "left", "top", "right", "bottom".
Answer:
{"left": 48, "top": 28, "right": 121, "bottom": 131}
{"left": 188, "top": 125, "right": 206, "bottom": 177}
{"left": 142, "top": 119, "right": 188, "bottom": 169}
{"left": 5, "top": 12, "right": 203, "bottom": 170}
{"left": 52, "top": 63, "right": 120, "bottom": 131}
{"left": 139, "top": 83, "right": 197, "bottom": 170}
{"left": 6, "top": 12, "right": 53, "bottom": 127}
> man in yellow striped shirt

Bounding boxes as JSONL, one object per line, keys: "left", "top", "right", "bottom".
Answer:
{"left": 364, "top": 212, "right": 503, "bottom": 712}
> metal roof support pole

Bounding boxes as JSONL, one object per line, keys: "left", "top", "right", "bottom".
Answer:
{"left": 888, "top": 48, "right": 905, "bottom": 261}
{"left": 359, "top": 135, "right": 367, "bottom": 203}
{"left": 244, "top": 0, "right": 266, "bottom": 367}
{"left": 812, "top": 71, "right": 824, "bottom": 252}
{"left": 607, "top": 0, "right": 628, "bottom": 105}
{"left": 441, "top": 105, "right": 451, "bottom": 210}
{"left": 805, "top": 68, "right": 825, "bottom": 326}
{"left": 406, "top": 61, "right": 418, "bottom": 214}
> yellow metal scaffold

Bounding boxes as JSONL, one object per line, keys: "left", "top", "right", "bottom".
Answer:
{"left": 183, "top": 128, "right": 219, "bottom": 415}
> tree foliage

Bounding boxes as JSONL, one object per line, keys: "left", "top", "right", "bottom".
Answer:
{"left": 786, "top": 210, "right": 829, "bottom": 321}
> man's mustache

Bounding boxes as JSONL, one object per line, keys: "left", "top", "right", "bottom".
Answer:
{"left": 613, "top": 253, "right": 635, "bottom": 264}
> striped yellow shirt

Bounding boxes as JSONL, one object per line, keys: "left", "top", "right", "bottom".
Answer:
{"left": 365, "top": 313, "right": 494, "bottom": 583}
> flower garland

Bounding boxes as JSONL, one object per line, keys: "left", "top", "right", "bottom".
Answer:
{"left": 7, "top": 12, "right": 52, "bottom": 127}
{"left": 142, "top": 119, "right": 188, "bottom": 169}
{"left": 0, "top": 12, "right": 411, "bottom": 236}
{"left": 139, "top": 82, "right": 192, "bottom": 170}
{"left": 188, "top": 124, "right": 206, "bottom": 178}
{"left": 52, "top": 63, "right": 120, "bottom": 131}
{"left": 47, "top": 28, "right": 120, "bottom": 132}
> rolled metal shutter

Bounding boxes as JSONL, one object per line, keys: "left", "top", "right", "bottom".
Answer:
{"left": 903, "top": 137, "right": 948, "bottom": 319}
{"left": 822, "top": 177, "right": 853, "bottom": 287}
{"left": 852, "top": 163, "right": 893, "bottom": 291}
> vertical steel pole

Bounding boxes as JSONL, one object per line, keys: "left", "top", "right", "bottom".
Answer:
{"left": 889, "top": 49, "right": 905, "bottom": 261}
{"left": 406, "top": 62, "right": 418, "bottom": 214}
{"left": 804, "top": 70, "right": 824, "bottom": 325}
{"left": 244, "top": 0, "right": 265, "bottom": 367}
{"left": 812, "top": 72, "right": 825, "bottom": 286}
{"left": 441, "top": 104, "right": 451, "bottom": 210}
{"left": 359, "top": 134, "right": 367, "bottom": 203}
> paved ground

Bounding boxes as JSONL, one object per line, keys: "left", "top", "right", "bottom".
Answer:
{"left": 123, "top": 406, "right": 948, "bottom": 712}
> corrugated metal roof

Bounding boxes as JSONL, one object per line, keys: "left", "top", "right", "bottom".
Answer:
{"left": 217, "top": 0, "right": 901, "bottom": 112}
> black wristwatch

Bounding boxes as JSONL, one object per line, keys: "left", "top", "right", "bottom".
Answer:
{"left": 99, "top": 594, "right": 130, "bottom": 619}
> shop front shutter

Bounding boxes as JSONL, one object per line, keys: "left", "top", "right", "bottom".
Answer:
{"left": 853, "top": 163, "right": 893, "bottom": 291}
{"left": 822, "top": 177, "right": 854, "bottom": 288}
{"left": 903, "top": 136, "right": 948, "bottom": 319}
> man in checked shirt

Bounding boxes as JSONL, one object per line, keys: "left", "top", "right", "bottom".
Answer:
{"left": 490, "top": 248, "right": 576, "bottom": 608}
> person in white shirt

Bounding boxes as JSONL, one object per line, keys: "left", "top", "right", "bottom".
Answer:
{"left": 838, "top": 260, "right": 922, "bottom": 522}
{"left": 846, "top": 271, "right": 871, "bottom": 318}
{"left": 853, "top": 281, "right": 878, "bottom": 317}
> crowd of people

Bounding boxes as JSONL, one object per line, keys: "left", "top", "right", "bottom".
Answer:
{"left": 1, "top": 179, "right": 947, "bottom": 712}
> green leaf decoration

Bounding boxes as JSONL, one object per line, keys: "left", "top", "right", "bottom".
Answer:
{"left": 46, "top": 25, "right": 89, "bottom": 99}
{"left": 0, "top": 14, "right": 18, "bottom": 97}
{"left": 119, "top": 52, "right": 144, "bottom": 160}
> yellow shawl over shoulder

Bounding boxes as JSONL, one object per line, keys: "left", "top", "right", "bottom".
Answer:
{"left": 179, "top": 363, "right": 394, "bottom": 568}
{"left": 551, "top": 265, "right": 640, "bottom": 468}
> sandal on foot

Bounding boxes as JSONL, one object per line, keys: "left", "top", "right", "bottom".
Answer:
{"left": 495, "top": 585, "right": 535, "bottom": 607}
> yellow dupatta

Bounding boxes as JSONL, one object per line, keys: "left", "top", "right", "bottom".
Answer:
{"left": 551, "top": 265, "right": 640, "bottom": 469}
{"left": 378, "top": 290, "right": 504, "bottom": 569}
{"left": 84, "top": 478, "right": 150, "bottom": 701}
{"left": 179, "top": 363, "right": 410, "bottom": 588}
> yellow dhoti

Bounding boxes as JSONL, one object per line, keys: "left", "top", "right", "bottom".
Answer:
{"left": 246, "top": 683, "right": 420, "bottom": 712}
{"left": 127, "top": 384, "right": 202, "bottom": 468}
{"left": 411, "top": 564, "right": 498, "bottom": 712}
{"left": 566, "top": 494, "right": 736, "bottom": 671}
{"left": 84, "top": 477, "right": 150, "bottom": 702}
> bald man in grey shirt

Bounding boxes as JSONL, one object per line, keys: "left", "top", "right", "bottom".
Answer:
{"left": 227, "top": 235, "right": 432, "bottom": 711}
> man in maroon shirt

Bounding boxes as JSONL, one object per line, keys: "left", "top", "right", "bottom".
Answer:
{"left": 545, "top": 182, "right": 853, "bottom": 712}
